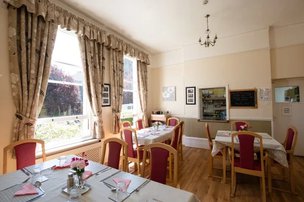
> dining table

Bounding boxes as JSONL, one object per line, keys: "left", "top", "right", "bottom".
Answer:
{"left": 211, "top": 130, "right": 288, "bottom": 184}
{"left": 0, "top": 156, "right": 199, "bottom": 202}
{"left": 136, "top": 125, "right": 175, "bottom": 145}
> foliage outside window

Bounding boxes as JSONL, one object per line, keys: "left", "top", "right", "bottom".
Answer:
{"left": 121, "top": 56, "right": 140, "bottom": 125}
{"left": 35, "top": 28, "right": 92, "bottom": 150}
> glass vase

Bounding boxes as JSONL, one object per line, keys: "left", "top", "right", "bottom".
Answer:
{"left": 76, "top": 173, "right": 85, "bottom": 189}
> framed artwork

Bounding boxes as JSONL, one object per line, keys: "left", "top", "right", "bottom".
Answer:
{"left": 186, "top": 86, "right": 196, "bottom": 105}
{"left": 162, "top": 86, "right": 176, "bottom": 101}
{"left": 102, "top": 83, "right": 111, "bottom": 107}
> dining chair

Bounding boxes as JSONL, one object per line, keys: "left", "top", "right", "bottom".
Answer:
{"left": 142, "top": 142, "right": 178, "bottom": 187}
{"left": 230, "top": 131, "right": 267, "bottom": 202}
{"left": 268, "top": 126, "right": 298, "bottom": 193}
{"left": 230, "top": 120, "right": 250, "bottom": 131}
{"left": 205, "top": 123, "right": 226, "bottom": 183}
{"left": 136, "top": 119, "right": 144, "bottom": 130}
{"left": 166, "top": 117, "right": 180, "bottom": 127}
{"left": 121, "top": 120, "right": 132, "bottom": 128}
{"left": 3, "top": 139, "right": 46, "bottom": 174}
{"left": 120, "top": 128, "right": 144, "bottom": 175}
{"left": 100, "top": 137, "right": 128, "bottom": 171}
{"left": 170, "top": 121, "right": 183, "bottom": 160}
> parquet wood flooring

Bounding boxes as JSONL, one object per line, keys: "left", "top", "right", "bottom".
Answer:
{"left": 179, "top": 146, "right": 304, "bottom": 202}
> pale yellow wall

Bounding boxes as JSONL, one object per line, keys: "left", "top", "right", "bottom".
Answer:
{"left": 150, "top": 49, "right": 273, "bottom": 121}
{"left": 0, "top": 6, "right": 15, "bottom": 174}
{"left": 271, "top": 44, "right": 304, "bottom": 79}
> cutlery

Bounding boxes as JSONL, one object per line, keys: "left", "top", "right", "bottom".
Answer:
{"left": 96, "top": 167, "right": 111, "bottom": 175}
{"left": 100, "top": 170, "right": 121, "bottom": 182}
{"left": 135, "top": 179, "right": 150, "bottom": 192}
{"left": 21, "top": 168, "right": 31, "bottom": 176}
{"left": 103, "top": 182, "right": 117, "bottom": 192}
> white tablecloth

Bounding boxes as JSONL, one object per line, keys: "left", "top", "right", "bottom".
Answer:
{"left": 0, "top": 158, "right": 199, "bottom": 202}
{"left": 212, "top": 130, "right": 288, "bottom": 167}
{"left": 137, "top": 126, "right": 174, "bottom": 145}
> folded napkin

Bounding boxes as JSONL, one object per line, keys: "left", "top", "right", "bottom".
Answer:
{"left": 113, "top": 178, "right": 131, "bottom": 192}
{"left": 51, "top": 161, "right": 71, "bottom": 170}
{"left": 14, "top": 183, "right": 38, "bottom": 196}
{"left": 82, "top": 170, "right": 93, "bottom": 180}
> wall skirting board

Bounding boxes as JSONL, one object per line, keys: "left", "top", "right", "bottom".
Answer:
{"left": 182, "top": 136, "right": 209, "bottom": 149}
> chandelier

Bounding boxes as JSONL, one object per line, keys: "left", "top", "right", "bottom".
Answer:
{"left": 198, "top": 14, "right": 217, "bottom": 47}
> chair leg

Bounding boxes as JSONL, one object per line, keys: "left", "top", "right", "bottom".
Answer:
{"left": 260, "top": 175, "right": 266, "bottom": 202}
{"left": 208, "top": 155, "right": 213, "bottom": 177}
{"left": 289, "top": 163, "right": 296, "bottom": 193}
{"left": 268, "top": 163, "right": 272, "bottom": 193}
{"left": 222, "top": 148, "right": 226, "bottom": 184}
{"left": 231, "top": 168, "right": 236, "bottom": 197}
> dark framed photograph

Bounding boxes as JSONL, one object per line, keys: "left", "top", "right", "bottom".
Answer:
{"left": 186, "top": 86, "right": 196, "bottom": 105}
{"left": 102, "top": 83, "right": 111, "bottom": 107}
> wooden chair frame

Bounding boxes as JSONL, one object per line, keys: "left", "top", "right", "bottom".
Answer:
{"left": 3, "top": 139, "right": 46, "bottom": 174}
{"left": 205, "top": 123, "right": 226, "bottom": 183}
{"left": 101, "top": 137, "right": 128, "bottom": 172}
{"left": 268, "top": 126, "right": 298, "bottom": 194}
{"left": 230, "top": 131, "right": 267, "bottom": 202}
{"left": 170, "top": 121, "right": 184, "bottom": 161}
{"left": 121, "top": 120, "right": 132, "bottom": 128}
{"left": 142, "top": 142, "right": 178, "bottom": 187}
{"left": 120, "top": 128, "right": 143, "bottom": 175}
{"left": 166, "top": 117, "right": 180, "bottom": 126}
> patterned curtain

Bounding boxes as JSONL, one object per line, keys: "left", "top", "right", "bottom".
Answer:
{"left": 78, "top": 36, "right": 105, "bottom": 139}
{"left": 8, "top": 6, "right": 57, "bottom": 141}
{"left": 137, "top": 61, "right": 148, "bottom": 127}
{"left": 110, "top": 49, "right": 124, "bottom": 134}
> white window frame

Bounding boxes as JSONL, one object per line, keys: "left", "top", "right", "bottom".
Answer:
{"left": 35, "top": 28, "right": 93, "bottom": 150}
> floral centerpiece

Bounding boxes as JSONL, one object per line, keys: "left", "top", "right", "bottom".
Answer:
{"left": 153, "top": 121, "right": 162, "bottom": 130}
{"left": 239, "top": 124, "right": 248, "bottom": 131}
{"left": 70, "top": 157, "right": 89, "bottom": 188}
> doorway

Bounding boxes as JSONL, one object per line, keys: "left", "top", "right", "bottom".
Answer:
{"left": 272, "top": 78, "right": 304, "bottom": 156}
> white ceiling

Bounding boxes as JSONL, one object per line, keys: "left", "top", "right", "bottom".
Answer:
{"left": 61, "top": 0, "right": 304, "bottom": 54}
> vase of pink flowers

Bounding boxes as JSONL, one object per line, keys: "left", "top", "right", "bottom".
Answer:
{"left": 70, "top": 157, "right": 89, "bottom": 189}
{"left": 239, "top": 124, "right": 248, "bottom": 131}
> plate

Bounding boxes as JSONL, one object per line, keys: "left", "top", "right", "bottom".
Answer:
{"left": 62, "top": 184, "right": 91, "bottom": 195}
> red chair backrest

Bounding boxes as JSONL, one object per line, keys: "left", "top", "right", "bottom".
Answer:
{"left": 137, "top": 119, "right": 144, "bottom": 130}
{"left": 238, "top": 134, "right": 255, "bottom": 169}
{"left": 122, "top": 129, "right": 136, "bottom": 158}
{"left": 15, "top": 143, "right": 36, "bottom": 170}
{"left": 285, "top": 128, "right": 295, "bottom": 151}
{"left": 150, "top": 147, "right": 169, "bottom": 184}
{"left": 235, "top": 121, "right": 247, "bottom": 131}
{"left": 107, "top": 141, "right": 122, "bottom": 169}
{"left": 122, "top": 122, "right": 131, "bottom": 127}
{"left": 168, "top": 119, "right": 178, "bottom": 126}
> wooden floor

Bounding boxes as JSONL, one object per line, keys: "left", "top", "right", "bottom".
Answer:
{"left": 178, "top": 146, "right": 304, "bottom": 202}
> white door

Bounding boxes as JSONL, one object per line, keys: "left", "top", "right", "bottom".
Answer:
{"left": 272, "top": 78, "right": 304, "bottom": 156}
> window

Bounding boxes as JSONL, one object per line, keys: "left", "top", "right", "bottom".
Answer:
{"left": 121, "top": 56, "right": 140, "bottom": 124}
{"left": 35, "top": 28, "right": 92, "bottom": 150}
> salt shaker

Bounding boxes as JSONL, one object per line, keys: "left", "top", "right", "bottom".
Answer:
{"left": 67, "top": 173, "right": 74, "bottom": 191}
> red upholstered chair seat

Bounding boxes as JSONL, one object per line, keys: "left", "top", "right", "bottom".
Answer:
{"left": 150, "top": 147, "right": 169, "bottom": 184}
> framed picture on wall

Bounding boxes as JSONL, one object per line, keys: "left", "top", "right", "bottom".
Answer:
{"left": 102, "top": 83, "right": 111, "bottom": 107}
{"left": 186, "top": 86, "right": 196, "bottom": 105}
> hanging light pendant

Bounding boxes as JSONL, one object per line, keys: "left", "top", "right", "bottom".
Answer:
{"left": 198, "top": 14, "right": 217, "bottom": 47}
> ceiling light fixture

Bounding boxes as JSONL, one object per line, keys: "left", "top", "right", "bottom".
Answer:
{"left": 198, "top": 14, "right": 217, "bottom": 47}
{"left": 203, "top": 0, "right": 208, "bottom": 5}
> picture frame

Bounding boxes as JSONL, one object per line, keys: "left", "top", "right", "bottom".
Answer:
{"left": 186, "top": 86, "right": 196, "bottom": 105}
{"left": 102, "top": 83, "right": 111, "bottom": 107}
{"left": 162, "top": 86, "right": 176, "bottom": 101}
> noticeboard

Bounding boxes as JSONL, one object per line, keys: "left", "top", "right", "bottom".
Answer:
{"left": 229, "top": 89, "right": 257, "bottom": 108}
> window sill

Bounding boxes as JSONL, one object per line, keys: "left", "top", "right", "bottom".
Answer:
{"left": 37, "top": 139, "right": 101, "bottom": 159}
